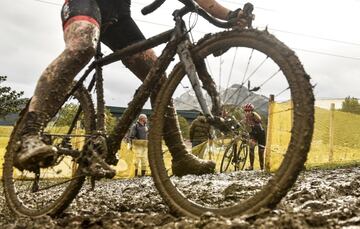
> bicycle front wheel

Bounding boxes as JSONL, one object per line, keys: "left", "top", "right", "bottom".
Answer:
{"left": 220, "top": 139, "right": 235, "bottom": 173}
{"left": 3, "top": 83, "right": 95, "bottom": 217}
{"left": 149, "top": 29, "right": 314, "bottom": 217}
{"left": 234, "top": 141, "right": 249, "bottom": 171}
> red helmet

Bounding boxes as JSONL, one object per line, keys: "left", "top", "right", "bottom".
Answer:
{"left": 242, "top": 103, "right": 254, "bottom": 111}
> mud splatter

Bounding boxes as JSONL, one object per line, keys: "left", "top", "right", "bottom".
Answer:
{"left": 1, "top": 166, "right": 359, "bottom": 228}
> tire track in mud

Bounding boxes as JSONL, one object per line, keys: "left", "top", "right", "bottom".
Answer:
{"left": 1, "top": 166, "right": 359, "bottom": 228}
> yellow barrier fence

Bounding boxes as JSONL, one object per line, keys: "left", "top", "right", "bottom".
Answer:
{"left": 0, "top": 128, "right": 260, "bottom": 178}
{"left": 267, "top": 101, "right": 360, "bottom": 171}
{"left": 1, "top": 103, "right": 360, "bottom": 178}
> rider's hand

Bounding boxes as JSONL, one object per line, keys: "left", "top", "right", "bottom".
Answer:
{"left": 226, "top": 8, "right": 248, "bottom": 28}
{"left": 227, "top": 3, "right": 255, "bottom": 29}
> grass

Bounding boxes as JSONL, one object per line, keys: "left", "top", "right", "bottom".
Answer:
{"left": 0, "top": 126, "right": 13, "bottom": 137}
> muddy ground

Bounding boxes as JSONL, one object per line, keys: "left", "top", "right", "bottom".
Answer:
{"left": 1, "top": 166, "right": 359, "bottom": 228}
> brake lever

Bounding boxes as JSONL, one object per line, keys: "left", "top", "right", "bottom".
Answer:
{"left": 228, "top": 2, "right": 255, "bottom": 29}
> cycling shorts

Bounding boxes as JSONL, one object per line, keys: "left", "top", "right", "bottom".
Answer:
{"left": 250, "top": 125, "right": 266, "bottom": 149}
{"left": 61, "top": 0, "right": 101, "bottom": 29}
{"left": 61, "top": 0, "right": 145, "bottom": 50}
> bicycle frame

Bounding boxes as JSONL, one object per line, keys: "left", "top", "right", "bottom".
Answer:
{"left": 65, "top": 5, "right": 228, "bottom": 162}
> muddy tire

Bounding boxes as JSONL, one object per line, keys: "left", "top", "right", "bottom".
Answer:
{"left": 149, "top": 29, "right": 314, "bottom": 217}
{"left": 2, "top": 83, "right": 95, "bottom": 217}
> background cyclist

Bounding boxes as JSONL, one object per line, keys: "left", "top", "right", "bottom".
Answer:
{"left": 242, "top": 103, "right": 266, "bottom": 170}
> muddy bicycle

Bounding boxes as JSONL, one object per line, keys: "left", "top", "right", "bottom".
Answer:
{"left": 220, "top": 130, "right": 250, "bottom": 173}
{"left": 3, "top": 0, "right": 314, "bottom": 218}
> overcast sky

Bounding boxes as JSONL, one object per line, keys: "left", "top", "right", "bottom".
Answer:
{"left": 1, "top": 0, "right": 359, "bottom": 108}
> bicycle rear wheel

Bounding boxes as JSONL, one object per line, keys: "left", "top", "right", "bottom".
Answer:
{"left": 3, "top": 83, "right": 95, "bottom": 217}
{"left": 149, "top": 29, "right": 314, "bottom": 217}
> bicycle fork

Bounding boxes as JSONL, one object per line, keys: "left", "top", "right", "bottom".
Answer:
{"left": 177, "top": 39, "right": 212, "bottom": 117}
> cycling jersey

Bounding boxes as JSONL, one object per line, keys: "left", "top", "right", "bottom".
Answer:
{"left": 61, "top": 0, "right": 145, "bottom": 51}
{"left": 244, "top": 111, "right": 262, "bottom": 127}
{"left": 243, "top": 111, "right": 266, "bottom": 149}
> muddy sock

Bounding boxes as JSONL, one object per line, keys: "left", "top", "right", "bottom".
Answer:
{"left": 21, "top": 111, "right": 50, "bottom": 137}
{"left": 259, "top": 148, "right": 265, "bottom": 170}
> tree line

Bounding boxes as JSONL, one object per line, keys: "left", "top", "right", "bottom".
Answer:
{"left": 0, "top": 76, "right": 27, "bottom": 118}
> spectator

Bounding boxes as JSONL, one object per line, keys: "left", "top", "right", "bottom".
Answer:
{"left": 129, "top": 114, "right": 148, "bottom": 176}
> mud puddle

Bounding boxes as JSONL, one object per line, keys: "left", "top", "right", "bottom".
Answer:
{"left": 1, "top": 166, "right": 359, "bottom": 228}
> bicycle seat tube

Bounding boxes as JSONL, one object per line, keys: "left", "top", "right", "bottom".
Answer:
{"left": 94, "top": 44, "right": 106, "bottom": 133}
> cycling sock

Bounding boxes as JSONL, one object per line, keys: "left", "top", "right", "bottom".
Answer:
{"left": 20, "top": 111, "right": 49, "bottom": 137}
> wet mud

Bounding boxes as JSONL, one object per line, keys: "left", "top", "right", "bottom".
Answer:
{"left": 1, "top": 166, "right": 359, "bottom": 228}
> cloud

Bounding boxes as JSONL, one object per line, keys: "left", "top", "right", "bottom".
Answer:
{"left": 1, "top": 0, "right": 359, "bottom": 107}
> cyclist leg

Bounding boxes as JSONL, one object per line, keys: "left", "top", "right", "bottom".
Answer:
{"left": 101, "top": 14, "right": 215, "bottom": 176}
{"left": 17, "top": 0, "right": 101, "bottom": 170}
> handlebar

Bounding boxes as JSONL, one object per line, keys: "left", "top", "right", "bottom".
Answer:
{"left": 141, "top": 0, "right": 166, "bottom": 15}
{"left": 142, "top": 0, "right": 254, "bottom": 29}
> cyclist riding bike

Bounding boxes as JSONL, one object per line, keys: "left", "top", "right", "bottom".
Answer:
{"left": 16, "top": 0, "right": 248, "bottom": 176}
{"left": 241, "top": 103, "right": 266, "bottom": 170}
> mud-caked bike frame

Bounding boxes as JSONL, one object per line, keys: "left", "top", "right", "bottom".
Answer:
{"left": 3, "top": 0, "right": 258, "bottom": 217}
{"left": 64, "top": 0, "right": 250, "bottom": 178}
{"left": 3, "top": 0, "right": 314, "bottom": 218}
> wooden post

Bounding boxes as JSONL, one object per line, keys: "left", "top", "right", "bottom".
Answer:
{"left": 265, "top": 94, "right": 274, "bottom": 172}
{"left": 329, "top": 103, "right": 335, "bottom": 162}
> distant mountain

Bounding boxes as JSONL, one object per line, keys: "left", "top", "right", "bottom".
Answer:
{"left": 174, "top": 84, "right": 269, "bottom": 116}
